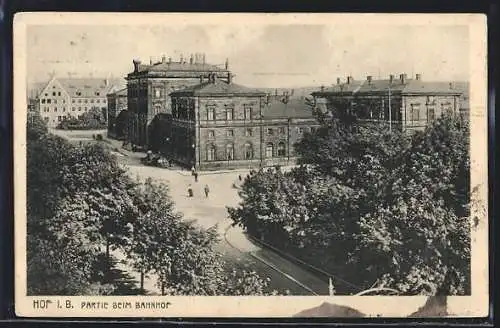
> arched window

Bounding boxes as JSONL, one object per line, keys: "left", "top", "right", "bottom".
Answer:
{"left": 277, "top": 142, "right": 286, "bottom": 157}
{"left": 244, "top": 143, "right": 253, "bottom": 159}
{"left": 265, "top": 143, "right": 274, "bottom": 158}
{"left": 226, "top": 144, "right": 234, "bottom": 160}
{"left": 207, "top": 145, "right": 216, "bottom": 161}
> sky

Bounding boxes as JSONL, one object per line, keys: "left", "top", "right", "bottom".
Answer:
{"left": 26, "top": 23, "right": 470, "bottom": 88}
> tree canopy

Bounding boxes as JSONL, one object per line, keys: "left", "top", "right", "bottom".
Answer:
{"left": 27, "top": 119, "right": 274, "bottom": 296}
{"left": 229, "top": 114, "right": 471, "bottom": 295}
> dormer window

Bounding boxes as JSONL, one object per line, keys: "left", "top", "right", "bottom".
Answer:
{"left": 76, "top": 91, "right": 82, "bottom": 96}
{"left": 95, "top": 91, "right": 100, "bottom": 96}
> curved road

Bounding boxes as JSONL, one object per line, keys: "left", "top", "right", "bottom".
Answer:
{"left": 124, "top": 161, "right": 334, "bottom": 295}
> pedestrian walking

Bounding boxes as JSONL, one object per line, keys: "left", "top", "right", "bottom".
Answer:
{"left": 204, "top": 184, "right": 210, "bottom": 198}
{"left": 191, "top": 166, "right": 196, "bottom": 176}
{"left": 194, "top": 171, "right": 199, "bottom": 182}
{"left": 238, "top": 174, "right": 242, "bottom": 181}
{"left": 188, "top": 184, "right": 193, "bottom": 197}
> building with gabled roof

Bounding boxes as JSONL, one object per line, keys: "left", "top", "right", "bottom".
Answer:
{"left": 125, "top": 53, "right": 232, "bottom": 148}
{"left": 35, "top": 76, "right": 123, "bottom": 127}
{"left": 311, "top": 73, "right": 464, "bottom": 132}
{"left": 164, "top": 73, "right": 319, "bottom": 170}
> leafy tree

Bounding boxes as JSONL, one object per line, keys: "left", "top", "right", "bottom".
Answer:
{"left": 228, "top": 113, "right": 471, "bottom": 295}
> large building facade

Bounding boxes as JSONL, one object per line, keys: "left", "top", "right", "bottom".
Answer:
{"left": 36, "top": 77, "right": 122, "bottom": 127}
{"left": 167, "top": 73, "right": 319, "bottom": 170}
{"left": 311, "top": 74, "right": 463, "bottom": 132}
{"left": 125, "top": 54, "right": 231, "bottom": 149}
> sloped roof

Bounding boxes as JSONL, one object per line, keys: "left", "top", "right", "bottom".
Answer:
{"left": 312, "top": 78, "right": 463, "bottom": 96}
{"left": 317, "top": 80, "right": 365, "bottom": 95}
{"left": 134, "top": 61, "right": 228, "bottom": 74}
{"left": 108, "top": 87, "right": 127, "bottom": 97}
{"left": 262, "top": 98, "right": 315, "bottom": 119}
{"left": 57, "top": 78, "right": 120, "bottom": 97}
{"left": 170, "top": 80, "right": 266, "bottom": 97}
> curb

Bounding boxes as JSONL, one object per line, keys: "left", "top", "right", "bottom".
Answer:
{"left": 223, "top": 224, "right": 318, "bottom": 295}
{"left": 246, "top": 234, "right": 363, "bottom": 293}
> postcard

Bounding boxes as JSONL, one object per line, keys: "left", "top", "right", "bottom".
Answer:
{"left": 14, "top": 12, "right": 488, "bottom": 318}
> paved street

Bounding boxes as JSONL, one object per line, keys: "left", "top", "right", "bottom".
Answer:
{"left": 54, "top": 129, "right": 334, "bottom": 295}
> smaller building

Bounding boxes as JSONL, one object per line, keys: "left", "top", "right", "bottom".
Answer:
{"left": 312, "top": 74, "right": 463, "bottom": 132}
{"left": 107, "top": 88, "right": 128, "bottom": 139}
{"left": 36, "top": 77, "right": 122, "bottom": 127}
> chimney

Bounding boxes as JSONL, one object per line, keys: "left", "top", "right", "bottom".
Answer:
{"left": 275, "top": 89, "right": 278, "bottom": 96}
{"left": 168, "top": 57, "right": 172, "bottom": 64}
{"left": 291, "top": 89, "right": 294, "bottom": 96}
{"left": 347, "top": 76, "right": 353, "bottom": 84}
{"left": 225, "top": 58, "right": 229, "bottom": 70}
{"left": 320, "top": 85, "right": 325, "bottom": 92}
{"left": 202, "top": 53, "right": 206, "bottom": 64}
{"left": 449, "top": 82, "right": 454, "bottom": 89}
{"left": 180, "top": 54, "right": 184, "bottom": 63}
{"left": 283, "top": 92, "right": 289, "bottom": 104}
{"left": 367, "top": 76, "right": 372, "bottom": 84}
{"left": 190, "top": 54, "right": 194, "bottom": 64}
{"left": 400, "top": 73, "right": 407, "bottom": 84}
{"left": 228, "top": 73, "right": 233, "bottom": 84}
{"left": 389, "top": 74, "right": 394, "bottom": 84}
{"left": 104, "top": 78, "right": 109, "bottom": 87}
{"left": 337, "top": 77, "right": 341, "bottom": 85}
{"left": 162, "top": 55, "right": 166, "bottom": 63}
{"left": 415, "top": 73, "right": 421, "bottom": 81}
{"left": 150, "top": 57, "right": 153, "bottom": 65}
{"left": 133, "top": 59, "right": 141, "bottom": 72}
{"left": 266, "top": 93, "right": 270, "bottom": 104}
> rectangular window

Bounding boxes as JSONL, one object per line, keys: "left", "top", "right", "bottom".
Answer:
{"left": 54, "top": 108, "right": 57, "bottom": 112}
{"left": 226, "top": 108, "right": 234, "bottom": 120}
{"left": 244, "top": 107, "right": 252, "bottom": 120}
{"left": 72, "top": 107, "right": 75, "bottom": 111}
{"left": 207, "top": 107, "right": 215, "bottom": 121}
{"left": 58, "top": 116, "right": 62, "bottom": 121}
{"left": 84, "top": 99, "right": 88, "bottom": 103}
{"left": 47, "top": 99, "right": 51, "bottom": 104}
{"left": 91, "top": 99, "right": 94, "bottom": 103}
{"left": 297, "top": 127, "right": 304, "bottom": 134}
{"left": 428, "top": 108, "right": 435, "bottom": 121}
{"left": 411, "top": 105, "right": 420, "bottom": 121}
{"left": 54, "top": 99, "right": 57, "bottom": 104}
{"left": 72, "top": 99, "right": 75, "bottom": 103}
{"left": 227, "top": 129, "right": 234, "bottom": 137}
{"left": 41, "top": 99, "right": 46, "bottom": 104}
{"left": 208, "top": 130, "right": 215, "bottom": 138}
{"left": 278, "top": 127, "right": 285, "bottom": 134}
{"left": 52, "top": 92, "right": 56, "bottom": 96}
{"left": 78, "top": 99, "right": 82, "bottom": 103}
{"left": 78, "top": 107, "right": 81, "bottom": 111}
{"left": 63, "top": 107, "right": 66, "bottom": 112}
{"left": 58, "top": 92, "right": 61, "bottom": 96}
{"left": 97, "top": 99, "right": 100, "bottom": 103}
{"left": 267, "top": 128, "right": 274, "bottom": 136}
{"left": 245, "top": 128, "right": 253, "bottom": 137}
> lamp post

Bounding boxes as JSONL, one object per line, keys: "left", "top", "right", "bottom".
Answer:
{"left": 387, "top": 82, "right": 392, "bottom": 133}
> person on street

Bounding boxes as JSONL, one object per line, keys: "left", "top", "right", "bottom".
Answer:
{"left": 188, "top": 184, "right": 193, "bottom": 197}
{"left": 238, "top": 174, "right": 242, "bottom": 181}
{"left": 204, "top": 184, "right": 210, "bottom": 198}
{"left": 194, "top": 171, "right": 199, "bottom": 182}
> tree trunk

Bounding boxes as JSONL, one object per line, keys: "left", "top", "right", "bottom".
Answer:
{"left": 140, "top": 271, "right": 145, "bottom": 294}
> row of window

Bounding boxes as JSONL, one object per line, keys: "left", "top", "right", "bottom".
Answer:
{"left": 41, "top": 98, "right": 106, "bottom": 104}
{"left": 206, "top": 142, "right": 287, "bottom": 161}
{"left": 72, "top": 99, "right": 105, "bottom": 104}
{"left": 206, "top": 107, "right": 253, "bottom": 121}
{"left": 206, "top": 126, "right": 313, "bottom": 138}
{"left": 42, "top": 106, "right": 104, "bottom": 113}
{"left": 409, "top": 105, "right": 453, "bottom": 121}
